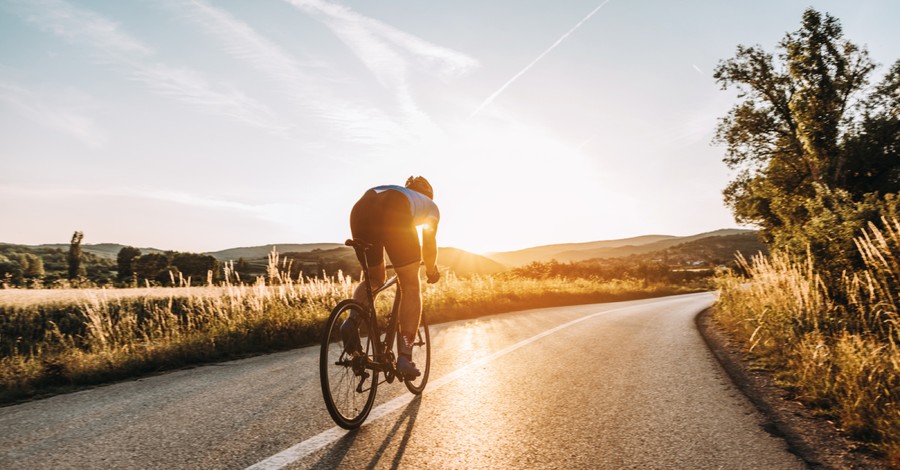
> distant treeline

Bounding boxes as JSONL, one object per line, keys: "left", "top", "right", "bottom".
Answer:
{"left": 0, "top": 244, "right": 115, "bottom": 287}
{"left": 0, "top": 242, "right": 365, "bottom": 288}
{"left": 0, "top": 243, "right": 224, "bottom": 288}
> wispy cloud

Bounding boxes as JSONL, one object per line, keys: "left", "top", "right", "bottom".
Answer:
{"left": 0, "top": 182, "right": 293, "bottom": 223}
{"left": 174, "top": 0, "right": 403, "bottom": 144}
{"left": 0, "top": 80, "right": 107, "bottom": 148}
{"left": 471, "top": 0, "right": 611, "bottom": 117}
{"left": 7, "top": 0, "right": 288, "bottom": 135}
{"left": 283, "top": 0, "right": 478, "bottom": 130}
{"left": 138, "top": 187, "right": 307, "bottom": 228}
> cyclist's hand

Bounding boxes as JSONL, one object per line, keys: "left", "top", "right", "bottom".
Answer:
{"left": 426, "top": 268, "right": 441, "bottom": 284}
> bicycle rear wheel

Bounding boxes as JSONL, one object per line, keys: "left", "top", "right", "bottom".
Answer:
{"left": 320, "top": 300, "right": 379, "bottom": 429}
{"left": 404, "top": 313, "right": 431, "bottom": 395}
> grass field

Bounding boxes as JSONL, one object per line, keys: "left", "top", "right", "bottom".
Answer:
{"left": 714, "top": 220, "right": 900, "bottom": 464}
{"left": 0, "top": 254, "right": 700, "bottom": 403}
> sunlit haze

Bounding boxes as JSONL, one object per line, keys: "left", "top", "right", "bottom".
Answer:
{"left": 2, "top": 0, "right": 898, "bottom": 253}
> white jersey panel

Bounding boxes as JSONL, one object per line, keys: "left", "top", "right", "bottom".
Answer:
{"left": 371, "top": 185, "right": 440, "bottom": 228}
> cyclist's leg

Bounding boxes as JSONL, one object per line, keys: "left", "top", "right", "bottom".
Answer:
{"left": 394, "top": 262, "right": 422, "bottom": 339}
{"left": 352, "top": 260, "right": 385, "bottom": 305}
{"left": 394, "top": 262, "right": 423, "bottom": 378}
{"left": 341, "top": 259, "right": 384, "bottom": 355}
{"left": 384, "top": 239, "right": 423, "bottom": 376}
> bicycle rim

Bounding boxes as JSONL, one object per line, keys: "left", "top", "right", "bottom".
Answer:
{"left": 404, "top": 314, "right": 431, "bottom": 395}
{"left": 320, "top": 300, "right": 378, "bottom": 429}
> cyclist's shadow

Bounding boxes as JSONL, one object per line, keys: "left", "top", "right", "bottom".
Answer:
{"left": 312, "top": 395, "right": 422, "bottom": 470}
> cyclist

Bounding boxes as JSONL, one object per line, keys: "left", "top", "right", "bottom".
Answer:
{"left": 342, "top": 176, "right": 441, "bottom": 378}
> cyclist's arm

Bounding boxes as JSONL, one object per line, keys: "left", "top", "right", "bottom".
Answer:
{"left": 422, "top": 223, "right": 438, "bottom": 275}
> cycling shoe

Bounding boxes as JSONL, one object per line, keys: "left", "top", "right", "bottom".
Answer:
{"left": 340, "top": 315, "right": 361, "bottom": 355}
{"left": 397, "top": 355, "right": 420, "bottom": 378}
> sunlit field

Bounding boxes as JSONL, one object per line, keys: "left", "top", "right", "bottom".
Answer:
{"left": 0, "top": 252, "right": 699, "bottom": 403}
{"left": 715, "top": 220, "right": 900, "bottom": 463}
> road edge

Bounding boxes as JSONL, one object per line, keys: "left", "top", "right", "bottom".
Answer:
{"left": 695, "top": 307, "right": 887, "bottom": 470}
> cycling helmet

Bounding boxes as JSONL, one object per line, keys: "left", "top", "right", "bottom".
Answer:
{"left": 405, "top": 176, "right": 434, "bottom": 200}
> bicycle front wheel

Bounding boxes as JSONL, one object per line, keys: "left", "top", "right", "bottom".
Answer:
{"left": 320, "top": 300, "right": 378, "bottom": 429}
{"left": 404, "top": 313, "right": 431, "bottom": 395}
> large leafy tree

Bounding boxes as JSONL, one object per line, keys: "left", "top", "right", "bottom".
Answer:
{"left": 116, "top": 246, "right": 142, "bottom": 282}
{"left": 171, "top": 253, "right": 218, "bottom": 283}
{"left": 134, "top": 253, "right": 169, "bottom": 284}
{"left": 714, "top": 8, "right": 900, "bottom": 271}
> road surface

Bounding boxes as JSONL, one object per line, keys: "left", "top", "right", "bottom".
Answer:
{"left": 0, "top": 292, "right": 805, "bottom": 469}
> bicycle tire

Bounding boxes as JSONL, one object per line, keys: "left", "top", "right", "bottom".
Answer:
{"left": 404, "top": 313, "right": 431, "bottom": 395}
{"left": 320, "top": 299, "right": 379, "bottom": 429}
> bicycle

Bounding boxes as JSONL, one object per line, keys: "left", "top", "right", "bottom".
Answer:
{"left": 319, "top": 239, "right": 431, "bottom": 429}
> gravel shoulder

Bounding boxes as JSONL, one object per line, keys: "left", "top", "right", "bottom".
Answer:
{"left": 696, "top": 308, "right": 888, "bottom": 469}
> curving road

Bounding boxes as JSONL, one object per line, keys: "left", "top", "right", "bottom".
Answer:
{"left": 0, "top": 292, "right": 805, "bottom": 469}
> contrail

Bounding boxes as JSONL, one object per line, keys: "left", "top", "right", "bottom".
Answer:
{"left": 471, "top": 0, "right": 612, "bottom": 117}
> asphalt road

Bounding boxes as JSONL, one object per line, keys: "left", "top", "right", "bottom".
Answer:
{"left": 1, "top": 292, "right": 805, "bottom": 469}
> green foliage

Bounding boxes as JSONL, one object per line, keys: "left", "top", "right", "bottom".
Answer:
{"left": 67, "top": 231, "right": 84, "bottom": 281}
{"left": 171, "top": 252, "right": 218, "bottom": 282}
{"left": 280, "top": 248, "right": 361, "bottom": 279}
{"left": 714, "top": 7, "right": 900, "bottom": 282}
{"left": 116, "top": 246, "right": 141, "bottom": 282}
{"left": 715, "top": 218, "right": 900, "bottom": 461}
{"left": 0, "top": 244, "right": 115, "bottom": 287}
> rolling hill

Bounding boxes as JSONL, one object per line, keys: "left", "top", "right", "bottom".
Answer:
{"left": 434, "top": 248, "right": 507, "bottom": 276}
{"left": 485, "top": 229, "right": 754, "bottom": 266}
{"left": 205, "top": 243, "right": 344, "bottom": 261}
{"left": 22, "top": 243, "right": 165, "bottom": 259}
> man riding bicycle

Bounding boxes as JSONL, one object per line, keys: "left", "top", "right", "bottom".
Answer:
{"left": 342, "top": 176, "right": 441, "bottom": 378}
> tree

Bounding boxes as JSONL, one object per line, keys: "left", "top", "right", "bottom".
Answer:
{"left": 0, "top": 254, "right": 18, "bottom": 287}
{"left": 134, "top": 253, "right": 169, "bottom": 284}
{"left": 171, "top": 252, "right": 217, "bottom": 284}
{"left": 116, "top": 246, "right": 142, "bottom": 282}
{"left": 23, "top": 253, "right": 45, "bottom": 278}
{"left": 714, "top": 8, "right": 900, "bottom": 273}
{"left": 67, "top": 231, "right": 85, "bottom": 280}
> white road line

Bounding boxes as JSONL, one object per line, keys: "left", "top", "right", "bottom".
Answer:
{"left": 245, "top": 301, "right": 668, "bottom": 470}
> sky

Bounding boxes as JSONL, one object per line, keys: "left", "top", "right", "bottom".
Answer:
{"left": 1, "top": 0, "right": 898, "bottom": 254}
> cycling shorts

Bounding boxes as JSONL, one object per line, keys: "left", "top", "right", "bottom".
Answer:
{"left": 349, "top": 189, "right": 421, "bottom": 269}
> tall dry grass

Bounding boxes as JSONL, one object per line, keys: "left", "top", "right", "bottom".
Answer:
{"left": 0, "top": 249, "right": 694, "bottom": 403}
{"left": 715, "top": 219, "right": 900, "bottom": 464}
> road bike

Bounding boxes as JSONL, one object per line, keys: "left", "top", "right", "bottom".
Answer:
{"left": 319, "top": 239, "right": 431, "bottom": 429}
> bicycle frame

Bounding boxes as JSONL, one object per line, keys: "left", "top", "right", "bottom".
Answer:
{"left": 349, "top": 240, "right": 404, "bottom": 382}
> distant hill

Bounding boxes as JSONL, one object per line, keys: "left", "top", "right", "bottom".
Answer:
{"left": 230, "top": 245, "right": 506, "bottom": 278}
{"left": 654, "top": 232, "right": 767, "bottom": 266}
{"left": 485, "top": 229, "right": 753, "bottom": 266}
{"left": 284, "top": 246, "right": 505, "bottom": 278}
{"left": 435, "top": 248, "right": 507, "bottom": 276}
{"left": 206, "top": 243, "right": 344, "bottom": 261}
{"left": 485, "top": 234, "right": 674, "bottom": 266}
{"left": 18, "top": 243, "right": 165, "bottom": 260}
{"left": 21, "top": 243, "right": 345, "bottom": 262}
